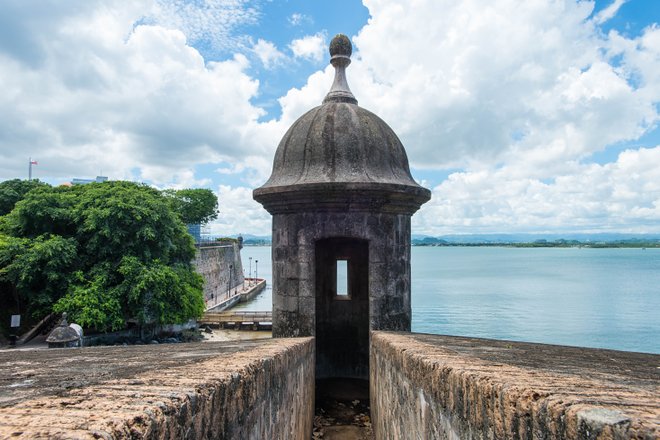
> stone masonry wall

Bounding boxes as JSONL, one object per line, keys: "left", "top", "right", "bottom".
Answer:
{"left": 271, "top": 211, "right": 412, "bottom": 337}
{"left": 193, "top": 243, "right": 245, "bottom": 302}
{"left": 0, "top": 338, "right": 314, "bottom": 439}
{"left": 371, "top": 332, "right": 659, "bottom": 440}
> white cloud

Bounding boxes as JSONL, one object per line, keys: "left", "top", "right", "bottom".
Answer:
{"left": 290, "top": 32, "right": 326, "bottom": 62}
{"left": 252, "top": 38, "right": 285, "bottom": 69}
{"left": 277, "top": 67, "right": 333, "bottom": 123}
{"left": 150, "top": 0, "right": 260, "bottom": 53}
{"left": 414, "top": 146, "right": 660, "bottom": 235}
{"left": 331, "top": 0, "right": 657, "bottom": 171}
{"left": 608, "top": 24, "right": 660, "bottom": 104}
{"left": 288, "top": 13, "right": 311, "bottom": 27}
{"left": 0, "top": 1, "right": 280, "bottom": 185}
{"left": 593, "top": 0, "right": 627, "bottom": 25}
{"left": 1, "top": 0, "right": 659, "bottom": 235}
{"left": 274, "top": 0, "right": 660, "bottom": 234}
{"left": 208, "top": 185, "right": 271, "bottom": 236}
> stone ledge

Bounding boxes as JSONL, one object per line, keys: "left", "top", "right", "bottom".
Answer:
{"left": 371, "top": 332, "right": 659, "bottom": 439}
{"left": 0, "top": 338, "right": 314, "bottom": 439}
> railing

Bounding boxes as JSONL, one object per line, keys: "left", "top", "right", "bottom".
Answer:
{"left": 204, "top": 288, "right": 238, "bottom": 309}
{"left": 16, "top": 313, "right": 56, "bottom": 345}
{"left": 195, "top": 239, "right": 235, "bottom": 248}
{"left": 200, "top": 311, "right": 272, "bottom": 330}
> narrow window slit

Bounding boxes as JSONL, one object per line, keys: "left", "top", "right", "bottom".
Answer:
{"left": 336, "top": 259, "right": 349, "bottom": 297}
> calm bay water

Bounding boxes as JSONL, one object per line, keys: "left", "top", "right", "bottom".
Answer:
{"left": 239, "top": 246, "right": 660, "bottom": 354}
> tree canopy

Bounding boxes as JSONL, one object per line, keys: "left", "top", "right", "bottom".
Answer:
{"left": 0, "top": 181, "right": 206, "bottom": 333}
{"left": 0, "top": 179, "right": 49, "bottom": 216}
{"left": 163, "top": 188, "right": 219, "bottom": 225}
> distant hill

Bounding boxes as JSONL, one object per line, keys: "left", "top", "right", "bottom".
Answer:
{"left": 226, "top": 234, "right": 272, "bottom": 245}
{"left": 412, "top": 233, "right": 660, "bottom": 247}
{"left": 207, "top": 233, "right": 660, "bottom": 247}
{"left": 413, "top": 236, "right": 450, "bottom": 246}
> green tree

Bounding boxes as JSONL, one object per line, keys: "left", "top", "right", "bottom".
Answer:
{"left": 52, "top": 269, "right": 125, "bottom": 332}
{"left": 116, "top": 256, "right": 204, "bottom": 325}
{"left": 72, "top": 182, "right": 196, "bottom": 265}
{"left": 0, "top": 233, "right": 77, "bottom": 321}
{"left": 163, "top": 188, "right": 219, "bottom": 225}
{"left": 0, "top": 179, "right": 49, "bottom": 216}
{"left": 2, "top": 185, "right": 77, "bottom": 238}
{"left": 0, "top": 181, "right": 204, "bottom": 332}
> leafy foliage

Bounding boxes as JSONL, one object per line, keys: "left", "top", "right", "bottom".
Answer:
{"left": 3, "top": 185, "right": 77, "bottom": 238}
{"left": 163, "top": 188, "right": 219, "bottom": 225}
{"left": 0, "top": 234, "right": 77, "bottom": 319}
{"left": 116, "top": 256, "right": 204, "bottom": 325}
{"left": 52, "top": 270, "right": 125, "bottom": 331}
{"left": 0, "top": 181, "right": 206, "bottom": 332}
{"left": 0, "top": 179, "right": 49, "bottom": 216}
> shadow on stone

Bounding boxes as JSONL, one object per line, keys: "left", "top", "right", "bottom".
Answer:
{"left": 313, "top": 379, "right": 373, "bottom": 440}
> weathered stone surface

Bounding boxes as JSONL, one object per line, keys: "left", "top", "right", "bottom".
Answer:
{"left": 253, "top": 34, "right": 429, "bottom": 382}
{"left": 370, "top": 332, "right": 660, "bottom": 440}
{"left": 193, "top": 243, "right": 244, "bottom": 302}
{"left": 253, "top": 102, "right": 429, "bottom": 205}
{"left": 45, "top": 313, "right": 82, "bottom": 348}
{"left": 269, "top": 212, "right": 413, "bottom": 335}
{"left": 265, "top": 211, "right": 416, "bottom": 380}
{"left": 0, "top": 338, "right": 314, "bottom": 439}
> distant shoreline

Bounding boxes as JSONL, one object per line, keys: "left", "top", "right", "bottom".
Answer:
{"left": 412, "top": 241, "right": 660, "bottom": 248}
{"left": 237, "top": 237, "right": 660, "bottom": 249}
{"left": 243, "top": 242, "right": 660, "bottom": 249}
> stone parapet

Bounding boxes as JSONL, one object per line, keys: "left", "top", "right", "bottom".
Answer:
{"left": 193, "top": 243, "right": 245, "bottom": 303}
{"left": 0, "top": 338, "right": 314, "bottom": 439}
{"left": 371, "top": 332, "right": 659, "bottom": 439}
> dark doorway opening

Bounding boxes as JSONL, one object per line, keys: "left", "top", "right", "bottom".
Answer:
{"left": 315, "top": 238, "right": 371, "bottom": 438}
{"left": 314, "top": 378, "right": 372, "bottom": 439}
{"left": 315, "top": 237, "right": 369, "bottom": 380}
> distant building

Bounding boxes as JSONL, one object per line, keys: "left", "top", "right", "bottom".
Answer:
{"left": 71, "top": 176, "right": 108, "bottom": 185}
{"left": 187, "top": 223, "right": 201, "bottom": 242}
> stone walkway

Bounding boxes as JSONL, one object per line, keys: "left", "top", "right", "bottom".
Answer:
{"left": 313, "top": 379, "right": 373, "bottom": 440}
{"left": 204, "top": 278, "right": 265, "bottom": 312}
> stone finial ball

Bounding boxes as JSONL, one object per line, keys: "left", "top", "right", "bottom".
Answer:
{"left": 329, "top": 34, "right": 352, "bottom": 57}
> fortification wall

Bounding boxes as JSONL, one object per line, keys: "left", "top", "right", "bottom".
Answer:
{"left": 193, "top": 243, "right": 244, "bottom": 302}
{"left": 0, "top": 338, "right": 314, "bottom": 439}
{"left": 370, "top": 332, "right": 659, "bottom": 440}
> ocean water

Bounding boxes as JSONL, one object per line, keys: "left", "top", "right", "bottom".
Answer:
{"left": 239, "top": 246, "right": 660, "bottom": 354}
{"left": 234, "top": 247, "right": 274, "bottom": 312}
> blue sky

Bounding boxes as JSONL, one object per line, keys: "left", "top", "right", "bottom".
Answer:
{"left": 0, "top": 0, "right": 659, "bottom": 236}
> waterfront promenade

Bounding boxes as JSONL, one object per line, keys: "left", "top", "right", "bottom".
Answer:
{"left": 204, "top": 278, "right": 266, "bottom": 312}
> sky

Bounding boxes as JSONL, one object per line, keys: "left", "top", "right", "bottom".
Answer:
{"left": 0, "top": 0, "right": 659, "bottom": 237}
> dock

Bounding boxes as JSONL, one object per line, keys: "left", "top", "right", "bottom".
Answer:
{"left": 204, "top": 278, "right": 266, "bottom": 312}
{"left": 200, "top": 310, "right": 272, "bottom": 330}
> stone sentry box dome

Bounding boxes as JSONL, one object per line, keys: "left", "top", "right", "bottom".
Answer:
{"left": 254, "top": 34, "right": 430, "bottom": 381}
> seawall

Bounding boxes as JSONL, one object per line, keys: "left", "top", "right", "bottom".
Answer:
{"left": 370, "top": 332, "right": 659, "bottom": 439}
{"left": 2, "top": 332, "right": 658, "bottom": 439}
{"left": 0, "top": 338, "right": 314, "bottom": 439}
{"left": 193, "top": 243, "right": 244, "bottom": 302}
